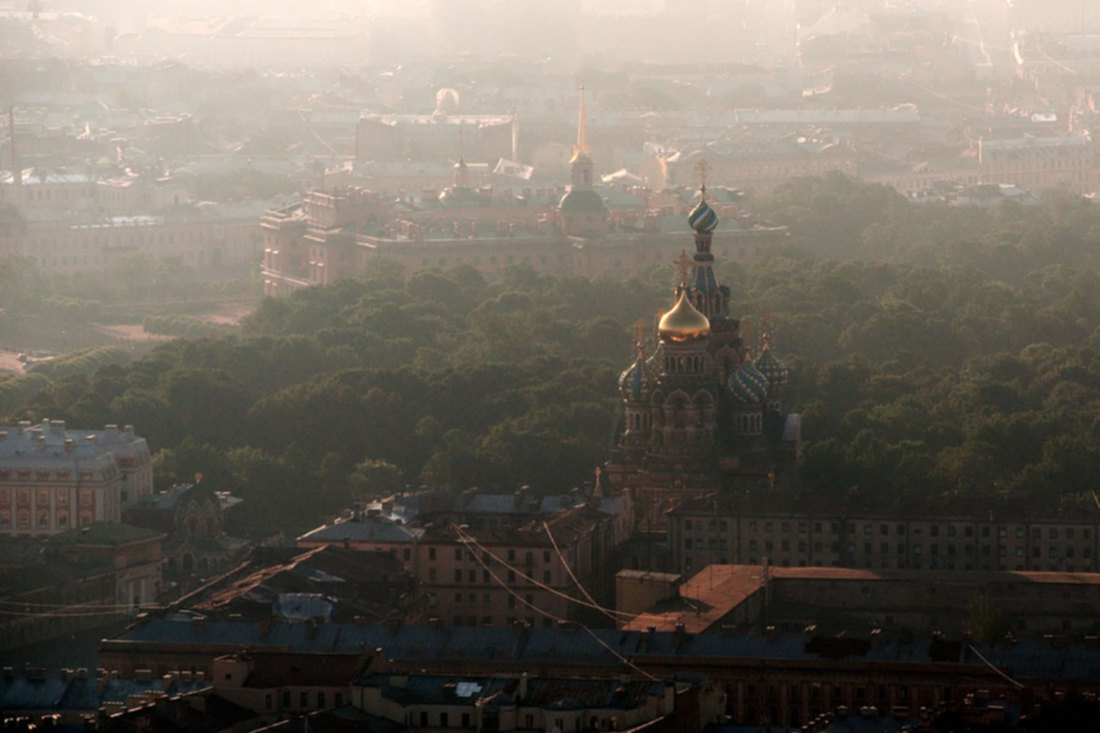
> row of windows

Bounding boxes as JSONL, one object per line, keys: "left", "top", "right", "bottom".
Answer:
{"left": 272, "top": 690, "right": 342, "bottom": 710}
{"left": 430, "top": 546, "right": 552, "bottom": 565}
{"left": 683, "top": 518, "right": 1095, "bottom": 541}
{"left": 436, "top": 567, "right": 553, "bottom": 585}
{"left": 687, "top": 537, "right": 1099, "bottom": 558}
{"left": 0, "top": 469, "right": 95, "bottom": 481}
{"left": 683, "top": 552, "right": 1098, "bottom": 574}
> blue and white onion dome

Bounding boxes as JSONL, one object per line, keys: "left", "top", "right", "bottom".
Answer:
{"left": 618, "top": 353, "right": 657, "bottom": 401}
{"left": 687, "top": 197, "right": 719, "bottom": 234}
{"left": 728, "top": 360, "right": 769, "bottom": 404}
{"left": 754, "top": 345, "right": 789, "bottom": 389}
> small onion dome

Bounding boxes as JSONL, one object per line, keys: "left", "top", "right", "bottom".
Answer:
{"left": 618, "top": 354, "right": 657, "bottom": 401}
{"left": 754, "top": 346, "right": 789, "bottom": 389}
{"left": 558, "top": 187, "right": 606, "bottom": 212}
{"left": 687, "top": 197, "right": 719, "bottom": 233}
{"left": 728, "top": 361, "right": 769, "bottom": 403}
{"left": 658, "top": 289, "right": 710, "bottom": 342}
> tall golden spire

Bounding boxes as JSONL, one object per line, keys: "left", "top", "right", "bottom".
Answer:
{"left": 570, "top": 82, "right": 590, "bottom": 164}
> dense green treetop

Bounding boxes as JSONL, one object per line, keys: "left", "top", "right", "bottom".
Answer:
{"left": 13, "top": 174, "right": 1100, "bottom": 530}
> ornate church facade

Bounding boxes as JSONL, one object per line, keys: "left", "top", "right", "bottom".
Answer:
{"left": 605, "top": 186, "right": 801, "bottom": 526}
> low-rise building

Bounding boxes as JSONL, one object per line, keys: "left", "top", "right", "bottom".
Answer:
{"left": 978, "top": 134, "right": 1095, "bottom": 194}
{"left": 299, "top": 501, "right": 623, "bottom": 629}
{"left": 353, "top": 672, "right": 677, "bottom": 733}
{"left": 0, "top": 522, "right": 163, "bottom": 649}
{"left": 623, "top": 563, "right": 1100, "bottom": 639}
{"left": 125, "top": 482, "right": 248, "bottom": 580}
{"left": 0, "top": 667, "right": 213, "bottom": 730}
{"left": 0, "top": 420, "right": 153, "bottom": 536}
{"left": 184, "top": 545, "right": 427, "bottom": 626}
{"left": 213, "top": 651, "right": 364, "bottom": 716}
{"left": 99, "top": 618, "right": 1100, "bottom": 730}
{"left": 667, "top": 495, "right": 1100, "bottom": 576}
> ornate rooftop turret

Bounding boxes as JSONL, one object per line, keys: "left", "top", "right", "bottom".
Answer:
{"left": 619, "top": 349, "right": 657, "bottom": 401}
{"left": 755, "top": 336, "right": 789, "bottom": 391}
{"left": 728, "top": 360, "right": 769, "bottom": 404}
{"left": 688, "top": 197, "right": 719, "bottom": 234}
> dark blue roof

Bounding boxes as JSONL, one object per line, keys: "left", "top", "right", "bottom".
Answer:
{"left": 111, "top": 619, "right": 1100, "bottom": 683}
{"left": 0, "top": 673, "right": 209, "bottom": 712}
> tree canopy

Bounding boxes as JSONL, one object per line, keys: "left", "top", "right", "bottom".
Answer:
{"left": 11, "top": 174, "right": 1100, "bottom": 531}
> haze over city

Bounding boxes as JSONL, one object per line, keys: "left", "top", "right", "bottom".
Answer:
{"left": 3, "top": 1, "right": 1100, "bottom": 731}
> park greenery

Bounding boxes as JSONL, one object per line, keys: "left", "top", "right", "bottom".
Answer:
{"left": 7, "top": 172, "right": 1100, "bottom": 530}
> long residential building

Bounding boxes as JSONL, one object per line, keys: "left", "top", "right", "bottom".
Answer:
{"left": 665, "top": 494, "right": 1100, "bottom": 577}
{"left": 0, "top": 420, "right": 153, "bottom": 536}
{"left": 99, "top": 618, "right": 1100, "bottom": 730}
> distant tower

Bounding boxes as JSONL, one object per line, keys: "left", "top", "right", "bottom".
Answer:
{"left": 557, "top": 84, "right": 607, "bottom": 236}
{"left": 570, "top": 83, "right": 594, "bottom": 189}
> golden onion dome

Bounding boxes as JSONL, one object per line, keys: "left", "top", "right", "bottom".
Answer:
{"left": 658, "top": 290, "right": 710, "bottom": 342}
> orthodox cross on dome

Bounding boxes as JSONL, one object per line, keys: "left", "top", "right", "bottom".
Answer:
{"left": 696, "top": 158, "right": 710, "bottom": 201}
{"left": 634, "top": 317, "right": 647, "bottom": 353}
{"left": 675, "top": 249, "right": 692, "bottom": 281}
{"left": 760, "top": 310, "right": 774, "bottom": 350}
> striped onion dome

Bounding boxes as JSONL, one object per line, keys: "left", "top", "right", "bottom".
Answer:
{"left": 755, "top": 346, "right": 789, "bottom": 389}
{"left": 687, "top": 198, "right": 719, "bottom": 233}
{"left": 728, "top": 361, "right": 769, "bottom": 403}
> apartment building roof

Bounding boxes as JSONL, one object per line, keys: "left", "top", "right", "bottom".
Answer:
{"left": 298, "top": 516, "right": 426, "bottom": 545}
{"left": 108, "top": 618, "right": 1100, "bottom": 683}
{"left": 624, "top": 564, "right": 1100, "bottom": 634}
{"left": 50, "top": 522, "right": 163, "bottom": 547}
{"left": 0, "top": 670, "right": 211, "bottom": 714}
{"left": 356, "top": 673, "right": 665, "bottom": 711}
